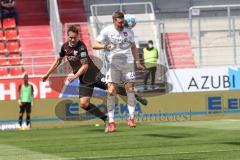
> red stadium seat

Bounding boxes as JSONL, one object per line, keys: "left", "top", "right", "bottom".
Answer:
{"left": 0, "top": 54, "right": 7, "bottom": 65}
{"left": 0, "top": 42, "right": 6, "bottom": 54}
{"left": 9, "top": 67, "right": 24, "bottom": 76}
{"left": 3, "top": 18, "right": 17, "bottom": 29}
{"left": 4, "top": 29, "right": 19, "bottom": 41}
{"left": 0, "top": 20, "right": 2, "bottom": 29}
{"left": 0, "top": 67, "right": 8, "bottom": 77}
{"left": 0, "top": 30, "right": 4, "bottom": 41}
{"left": 8, "top": 54, "right": 22, "bottom": 65}
{"left": 6, "top": 41, "right": 21, "bottom": 53}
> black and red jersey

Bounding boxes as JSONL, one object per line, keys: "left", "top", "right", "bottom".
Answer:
{"left": 59, "top": 40, "right": 101, "bottom": 83}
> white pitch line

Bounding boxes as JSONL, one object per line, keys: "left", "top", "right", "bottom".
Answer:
{"left": 41, "top": 148, "right": 240, "bottom": 160}
{"left": 0, "top": 144, "right": 62, "bottom": 160}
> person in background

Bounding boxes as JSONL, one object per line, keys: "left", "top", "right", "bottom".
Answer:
{"left": 143, "top": 40, "right": 158, "bottom": 90}
{"left": 1, "top": 0, "right": 19, "bottom": 25}
{"left": 18, "top": 74, "right": 34, "bottom": 129}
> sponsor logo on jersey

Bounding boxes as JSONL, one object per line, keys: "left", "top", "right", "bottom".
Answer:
{"left": 80, "top": 47, "right": 85, "bottom": 51}
{"left": 81, "top": 52, "right": 87, "bottom": 57}
{"left": 73, "top": 50, "right": 78, "bottom": 55}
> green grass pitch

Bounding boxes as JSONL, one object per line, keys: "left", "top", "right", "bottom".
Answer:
{"left": 0, "top": 120, "right": 240, "bottom": 160}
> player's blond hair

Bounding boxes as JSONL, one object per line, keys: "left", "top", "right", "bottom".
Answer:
{"left": 112, "top": 11, "right": 124, "bottom": 21}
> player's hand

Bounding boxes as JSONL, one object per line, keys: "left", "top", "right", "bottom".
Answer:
{"left": 136, "top": 62, "right": 145, "bottom": 70}
{"left": 104, "top": 43, "right": 114, "bottom": 51}
{"left": 67, "top": 75, "right": 76, "bottom": 83}
{"left": 18, "top": 99, "right": 22, "bottom": 106}
{"left": 42, "top": 74, "right": 49, "bottom": 82}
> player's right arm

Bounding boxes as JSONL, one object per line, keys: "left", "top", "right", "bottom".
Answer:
{"left": 92, "top": 41, "right": 108, "bottom": 50}
{"left": 92, "top": 27, "right": 111, "bottom": 50}
{"left": 42, "top": 45, "right": 65, "bottom": 82}
{"left": 42, "top": 57, "right": 63, "bottom": 82}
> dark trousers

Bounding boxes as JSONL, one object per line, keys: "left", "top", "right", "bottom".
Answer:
{"left": 144, "top": 67, "right": 157, "bottom": 85}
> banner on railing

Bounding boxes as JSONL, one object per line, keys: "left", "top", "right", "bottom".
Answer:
{"left": 0, "top": 76, "right": 106, "bottom": 100}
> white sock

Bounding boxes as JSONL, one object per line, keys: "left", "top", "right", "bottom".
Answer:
{"left": 128, "top": 105, "right": 135, "bottom": 119}
{"left": 107, "top": 95, "right": 115, "bottom": 123}
{"left": 127, "top": 92, "right": 135, "bottom": 119}
{"left": 108, "top": 110, "right": 115, "bottom": 123}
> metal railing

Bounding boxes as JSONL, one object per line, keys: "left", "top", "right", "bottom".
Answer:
{"left": 188, "top": 4, "right": 240, "bottom": 67}
{"left": 47, "top": 0, "right": 63, "bottom": 54}
{"left": 90, "top": 2, "right": 155, "bottom": 17}
{"left": 0, "top": 55, "right": 58, "bottom": 78}
{"left": 189, "top": 4, "right": 240, "bottom": 38}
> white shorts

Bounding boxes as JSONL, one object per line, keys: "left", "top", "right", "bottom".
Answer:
{"left": 105, "top": 63, "right": 135, "bottom": 84}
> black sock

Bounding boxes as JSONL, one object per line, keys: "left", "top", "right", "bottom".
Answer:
{"left": 85, "top": 103, "right": 107, "bottom": 121}
{"left": 26, "top": 115, "right": 31, "bottom": 126}
{"left": 18, "top": 115, "right": 23, "bottom": 126}
{"left": 135, "top": 94, "right": 148, "bottom": 106}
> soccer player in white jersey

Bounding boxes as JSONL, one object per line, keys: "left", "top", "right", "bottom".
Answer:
{"left": 93, "top": 11, "right": 145, "bottom": 133}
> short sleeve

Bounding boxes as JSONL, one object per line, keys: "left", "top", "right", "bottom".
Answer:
{"left": 96, "top": 27, "right": 108, "bottom": 43}
{"left": 59, "top": 45, "right": 65, "bottom": 58}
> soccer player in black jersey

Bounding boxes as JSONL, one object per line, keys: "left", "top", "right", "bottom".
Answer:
{"left": 42, "top": 25, "right": 147, "bottom": 131}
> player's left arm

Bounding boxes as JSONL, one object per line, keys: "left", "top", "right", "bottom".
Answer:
{"left": 131, "top": 42, "right": 145, "bottom": 70}
{"left": 31, "top": 84, "right": 34, "bottom": 106}
{"left": 67, "top": 58, "right": 89, "bottom": 83}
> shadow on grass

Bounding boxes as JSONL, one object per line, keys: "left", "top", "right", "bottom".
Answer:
{"left": 143, "top": 133, "right": 192, "bottom": 139}
{"left": 223, "top": 142, "right": 240, "bottom": 146}
{"left": 84, "top": 128, "right": 124, "bottom": 133}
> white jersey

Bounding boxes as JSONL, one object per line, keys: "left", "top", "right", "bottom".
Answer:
{"left": 97, "top": 24, "right": 135, "bottom": 63}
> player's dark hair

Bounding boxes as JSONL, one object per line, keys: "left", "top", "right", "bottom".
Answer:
{"left": 67, "top": 25, "right": 79, "bottom": 35}
{"left": 112, "top": 11, "right": 124, "bottom": 21}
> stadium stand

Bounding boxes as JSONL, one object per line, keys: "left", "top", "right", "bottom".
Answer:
{"left": 0, "top": 67, "right": 8, "bottom": 77}
{"left": 165, "top": 32, "right": 195, "bottom": 68}
{"left": 4, "top": 29, "right": 19, "bottom": 41}
{"left": 58, "top": 0, "right": 92, "bottom": 53}
{"left": 0, "top": 30, "right": 4, "bottom": 41}
{"left": 0, "top": 42, "right": 5, "bottom": 54}
{"left": 6, "top": 41, "right": 21, "bottom": 54}
{"left": 8, "top": 53, "right": 22, "bottom": 65}
{"left": 0, "top": 16, "right": 24, "bottom": 76}
{"left": 0, "top": 54, "right": 7, "bottom": 66}
{"left": 9, "top": 67, "right": 24, "bottom": 76}
{"left": 58, "top": 0, "right": 87, "bottom": 22}
{"left": 15, "top": 0, "right": 54, "bottom": 76}
{"left": 2, "top": 18, "right": 17, "bottom": 29}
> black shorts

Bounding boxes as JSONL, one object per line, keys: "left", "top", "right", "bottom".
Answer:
{"left": 79, "top": 73, "right": 107, "bottom": 98}
{"left": 79, "top": 83, "right": 94, "bottom": 98}
{"left": 19, "top": 102, "right": 31, "bottom": 114}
